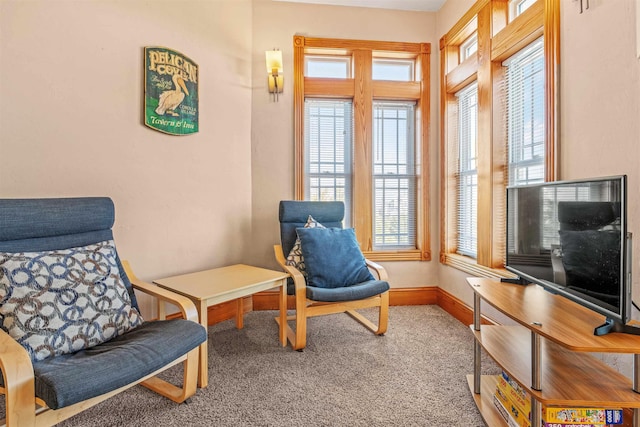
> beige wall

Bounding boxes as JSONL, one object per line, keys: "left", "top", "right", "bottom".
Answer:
{"left": 250, "top": 0, "right": 442, "bottom": 287}
{"left": 0, "top": 0, "right": 254, "bottom": 317}
{"left": 561, "top": 1, "right": 640, "bottom": 375}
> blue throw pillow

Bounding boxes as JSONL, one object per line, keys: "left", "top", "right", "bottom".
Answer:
{"left": 296, "top": 227, "right": 374, "bottom": 289}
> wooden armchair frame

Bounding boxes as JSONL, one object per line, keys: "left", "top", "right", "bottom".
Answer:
{"left": 0, "top": 262, "right": 201, "bottom": 427}
{"left": 274, "top": 245, "right": 389, "bottom": 351}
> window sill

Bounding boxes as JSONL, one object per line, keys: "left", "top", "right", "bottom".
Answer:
{"left": 364, "top": 249, "right": 430, "bottom": 262}
{"left": 440, "top": 252, "right": 516, "bottom": 280}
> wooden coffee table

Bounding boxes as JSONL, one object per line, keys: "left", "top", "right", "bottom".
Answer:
{"left": 154, "top": 264, "right": 289, "bottom": 388}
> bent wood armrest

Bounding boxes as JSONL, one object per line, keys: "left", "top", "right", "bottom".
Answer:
{"left": 365, "top": 259, "right": 389, "bottom": 282}
{"left": 122, "top": 260, "right": 199, "bottom": 323}
{"left": 273, "top": 244, "right": 306, "bottom": 292}
{"left": 0, "top": 328, "right": 36, "bottom": 426}
{"left": 274, "top": 244, "right": 308, "bottom": 349}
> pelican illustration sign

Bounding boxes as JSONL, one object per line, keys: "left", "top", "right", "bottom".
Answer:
{"left": 144, "top": 47, "right": 199, "bottom": 135}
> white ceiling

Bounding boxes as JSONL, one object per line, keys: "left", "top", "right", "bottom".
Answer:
{"left": 272, "top": 0, "right": 446, "bottom": 12}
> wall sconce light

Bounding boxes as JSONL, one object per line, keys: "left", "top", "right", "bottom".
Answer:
{"left": 265, "top": 49, "right": 284, "bottom": 101}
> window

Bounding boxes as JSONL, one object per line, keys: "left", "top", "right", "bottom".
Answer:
{"left": 372, "top": 101, "right": 416, "bottom": 249}
{"left": 294, "top": 36, "right": 431, "bottom": 261}
{"left": 305, "top": 56, "right": 351, "bottom": 78}
{"left": 372, "top": 59, "right": 414, "bottom": 81}
{"left": 440, "top": 0, "right": 559, "bottom": 275}
{"left": 455, "top": 83, "right": 478, "bottom": 258}
{"left": 305, "top": 99, "right": 353, "bottom": 227}
{"left": 460, "top": 33, "right": 478, "bottom": 62}
{"left": 509, "top": 0, "right": 537, "bottom": 20}
{"left": 505, "top": 38, "right": 545, "bottom": 186}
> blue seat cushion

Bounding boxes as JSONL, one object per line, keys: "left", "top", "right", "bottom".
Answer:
{"left": 31, "top": 319, "right": 207, "bottom": 409}
{"left": 306, "top": 279, "right": 390, "bottom": 302}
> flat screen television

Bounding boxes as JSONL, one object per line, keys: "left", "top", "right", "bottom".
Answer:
{"left": 505, "top": 175, "right": 634, "bottom": 335}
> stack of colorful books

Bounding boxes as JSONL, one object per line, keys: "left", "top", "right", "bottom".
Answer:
{"left": 542, "top": 407, "right": 624, "bottom": 427}
{"left": 493, "top": 371, "right": 531, "bottom": 427}
{"left": 491, "top": 370, "right": 624, "bottom": 427}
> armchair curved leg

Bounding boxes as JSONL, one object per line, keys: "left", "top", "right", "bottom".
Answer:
{"left": 140, "top": 346, "right": 199, "bottom": 403}
{"left": 345, "top": 291, "right": 389, "bottom": 335}
{"left": 275, "top": 315, "right": 306, "bottom": 351}
{"left": 293, "top": 290, "right": 307, "bottom": 350}
{"left": 378, "top": 291, "right": 389, "bottom": 335}
{"left": 275, "top": 290, "right": 308, "bottom": 351}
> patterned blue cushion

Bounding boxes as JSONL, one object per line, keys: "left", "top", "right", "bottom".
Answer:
{"left": 285, "top": 215, "right": 325, "bottom": 275}
{"left": 297, "top": 227, "right": 375, "bottom": 289}
{"left": 0, "top": 240, "right": 143, "bottom": 362}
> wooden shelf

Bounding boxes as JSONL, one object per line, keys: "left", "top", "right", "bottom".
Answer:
{"left": 473, "top": 325, "right": 640, "bottom": 408}
{"left": 468, "top": 277, "right": 640, "bottom": 426}
{"left": 467, "top": 374, "right": 636, "bottom": 427}
{"left": 468, "top": 278, "right": 640, "bottom": 353}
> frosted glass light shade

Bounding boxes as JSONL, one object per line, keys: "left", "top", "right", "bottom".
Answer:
{"left": 265, "top": 50, "right": 283, "bottom": 74}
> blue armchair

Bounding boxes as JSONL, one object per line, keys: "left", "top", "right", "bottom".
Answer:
{"left": 0, "top": 197, "right": 207, "bottom": 426}
{"left": 274, "top": 201, "right": 389, "bottom": 350}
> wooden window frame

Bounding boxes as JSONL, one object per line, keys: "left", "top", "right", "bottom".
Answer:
{"left": 293, "top": 36, "right": 431, "bottom": 262}
{"left": 439, "top": 0, "right": 560, "bottom": 277}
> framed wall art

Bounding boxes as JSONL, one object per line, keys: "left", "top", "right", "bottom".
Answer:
{"left": 144, "top": 46, "right": 199, "bottom": 135}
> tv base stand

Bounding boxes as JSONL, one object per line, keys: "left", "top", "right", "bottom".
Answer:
{"left": 499, "top": 276, "right": 529, "bottom": 286}
{"left": 594, "top": 317, "right": 640, "bottom": 336}
{"left": 468, "top": 277, "right": 640, "bottom": 427}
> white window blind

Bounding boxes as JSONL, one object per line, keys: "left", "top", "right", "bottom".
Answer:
{"left": 372, "top": 101, "right": 416, "bottom": 250}
{"left": 456, "top": 82, "right": 478, "bottom": 258}
{"left": 505, "top": 37, "right": 545, "bottom": 187}
{"left": 304, "top": 99, "right": 353, "bottom": 226}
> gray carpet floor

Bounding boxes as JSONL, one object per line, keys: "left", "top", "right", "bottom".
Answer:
{"left": 6, "top": 306, "right": 500, "bottom": 426}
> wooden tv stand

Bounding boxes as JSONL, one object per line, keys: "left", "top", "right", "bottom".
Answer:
{"left": 467, "top": 277, "right": 640, "bottom": 427}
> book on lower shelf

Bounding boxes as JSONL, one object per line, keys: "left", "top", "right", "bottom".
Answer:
{"left": 494, "top": 392, "right": 529, "bottom": 427}
{"left": 542, "top": 407, "right": 624, "bottom": 425}
{"left": 492, "top": 371, "right": 624, "bottom": 427}
{"left": 497, "top": 371, "right": 531, "bottom": 421}
{"left": 543, "top": 423, "right": 619, "bottom": 427}
{"left": 494, "top": 385, "right": 530, "bottom": 427}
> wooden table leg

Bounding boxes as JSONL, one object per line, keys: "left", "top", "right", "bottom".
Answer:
{"left": 197, "top": 299, "right": 209, "bottom": 388}
{"left": 279, "top": 278, "right": 287, "bottom": 346}
{"left": 236, "top": 298, "right": 244, "bottom": 329}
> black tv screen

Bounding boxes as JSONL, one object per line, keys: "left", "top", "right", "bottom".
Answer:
{"left": 505, "top": 175, "right": 630, "bottom": 333}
